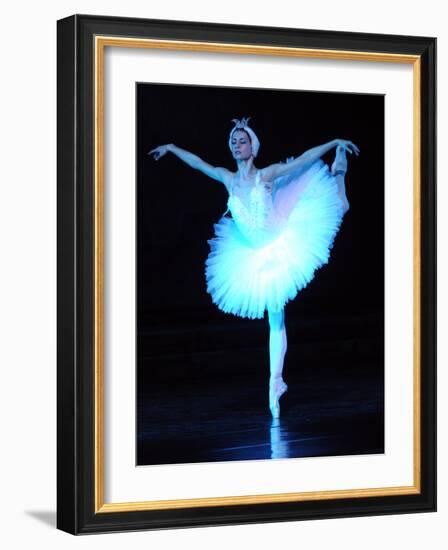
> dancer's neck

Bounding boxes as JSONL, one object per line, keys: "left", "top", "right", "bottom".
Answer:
{"left": 236, "top": 158, "right": 257, "bottom": 180}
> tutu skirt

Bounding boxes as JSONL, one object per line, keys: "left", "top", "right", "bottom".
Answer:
{"left": 205, "top": 160, "right": 346, "bottom": 319}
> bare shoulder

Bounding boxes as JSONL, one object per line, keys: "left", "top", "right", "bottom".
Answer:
{"left": 259, "top": 164, "right": 278, "bottom": 184}
{"left": 258, "top": 166, "right": 277, "bottom": 191}
{"left": 217, "top": 167, "right": 236, "bottom": 192}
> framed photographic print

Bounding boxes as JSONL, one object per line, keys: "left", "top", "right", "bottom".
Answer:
{"left": 57, "top": 14, "right": 436, "bottom": 534}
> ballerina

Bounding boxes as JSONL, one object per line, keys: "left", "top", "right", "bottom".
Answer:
{"left": 149, "top": 117, "right": 359, "bottom": 418}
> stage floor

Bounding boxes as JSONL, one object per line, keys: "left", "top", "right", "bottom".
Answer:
{"left": 137, "top": 359, "right": 384, "bottom": 466}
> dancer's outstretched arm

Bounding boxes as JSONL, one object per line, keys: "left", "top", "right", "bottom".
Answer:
{"left": 149, "top": 144, "right": 232, "bottom": 187}
{"left": 262, "top": 138, "right": 359, "bottom": 182}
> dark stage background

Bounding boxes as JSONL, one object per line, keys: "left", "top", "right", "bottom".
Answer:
{"left": 136, "top": 83, "right": 384, "bottom": 466}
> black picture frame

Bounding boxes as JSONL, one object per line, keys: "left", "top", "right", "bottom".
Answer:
{"left": 57, "top": 14, "right": 436, "bottom": 534}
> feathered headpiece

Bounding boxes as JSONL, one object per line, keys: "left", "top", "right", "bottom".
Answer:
{"left": 228, "top": 117, "right": 260, "bottom": 158}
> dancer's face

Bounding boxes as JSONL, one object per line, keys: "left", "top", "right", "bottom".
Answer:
{"left": 231, "top": 130, "right": 252, "bottom": 160}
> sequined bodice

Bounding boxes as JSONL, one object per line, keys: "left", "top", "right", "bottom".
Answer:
{"left": 226, "top": 171, "right": 283, "bottom": 245}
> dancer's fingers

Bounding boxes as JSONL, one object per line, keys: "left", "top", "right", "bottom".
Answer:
{"left": 346, "top": 143, "right": 360, "bottom": 156}
{"left": 350, "top": 142, "right": 360, "bottom": 155}
{"left": 149, "top": 146, "right": 166, "bottom": 160}
{"left": 351, "top": 143, "right": 361, "bottom": 155}
{"left": 338, "top": 141, "right": 360, "bottom": 156}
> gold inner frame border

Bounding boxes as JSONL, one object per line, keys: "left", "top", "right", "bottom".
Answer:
{"left": 94, "top": 35, "right": 421, "bottom": 513}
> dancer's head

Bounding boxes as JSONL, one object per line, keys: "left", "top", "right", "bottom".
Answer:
{"left": 228, "top": 117, "right": 260, "bottom": 160}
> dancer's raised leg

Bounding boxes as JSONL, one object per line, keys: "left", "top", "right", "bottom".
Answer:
{"left": 268, "top": 308, "right": 288, "bottom": 418}
{"left": 331, "top": 145, "right": 350, "bottom": 214}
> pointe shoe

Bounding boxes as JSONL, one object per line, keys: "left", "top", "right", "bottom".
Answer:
{"left": 269, "top": 379, "right": 288, "bottom": 419}
{"left": 331, "top": 145, "right": 348, "bottom": 176}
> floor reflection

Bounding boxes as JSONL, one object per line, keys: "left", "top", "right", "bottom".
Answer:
{"left": 270, "top": 418, "right": 289, "bottom": 459}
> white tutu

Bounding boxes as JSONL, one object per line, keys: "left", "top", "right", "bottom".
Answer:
{"left": 205, "top": 160, "right": 346, "bottom": 319}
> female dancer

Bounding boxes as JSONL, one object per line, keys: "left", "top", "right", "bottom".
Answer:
{"left": 149, "top": 117, "right": 359, "bottom": 418}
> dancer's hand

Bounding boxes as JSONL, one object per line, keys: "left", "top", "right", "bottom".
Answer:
{"left": 335, "top": 139, "right": 360, "bottom": 156}
{"left": 148, "top": 144, "right": 172, "bottom": 160}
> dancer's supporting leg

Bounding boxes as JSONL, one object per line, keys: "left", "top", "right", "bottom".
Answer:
{"left": 331, "top": 145, "right": 350, "bottom": 214}
{"left": 268, "top": 308, "right": 288, "bottom": 419}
